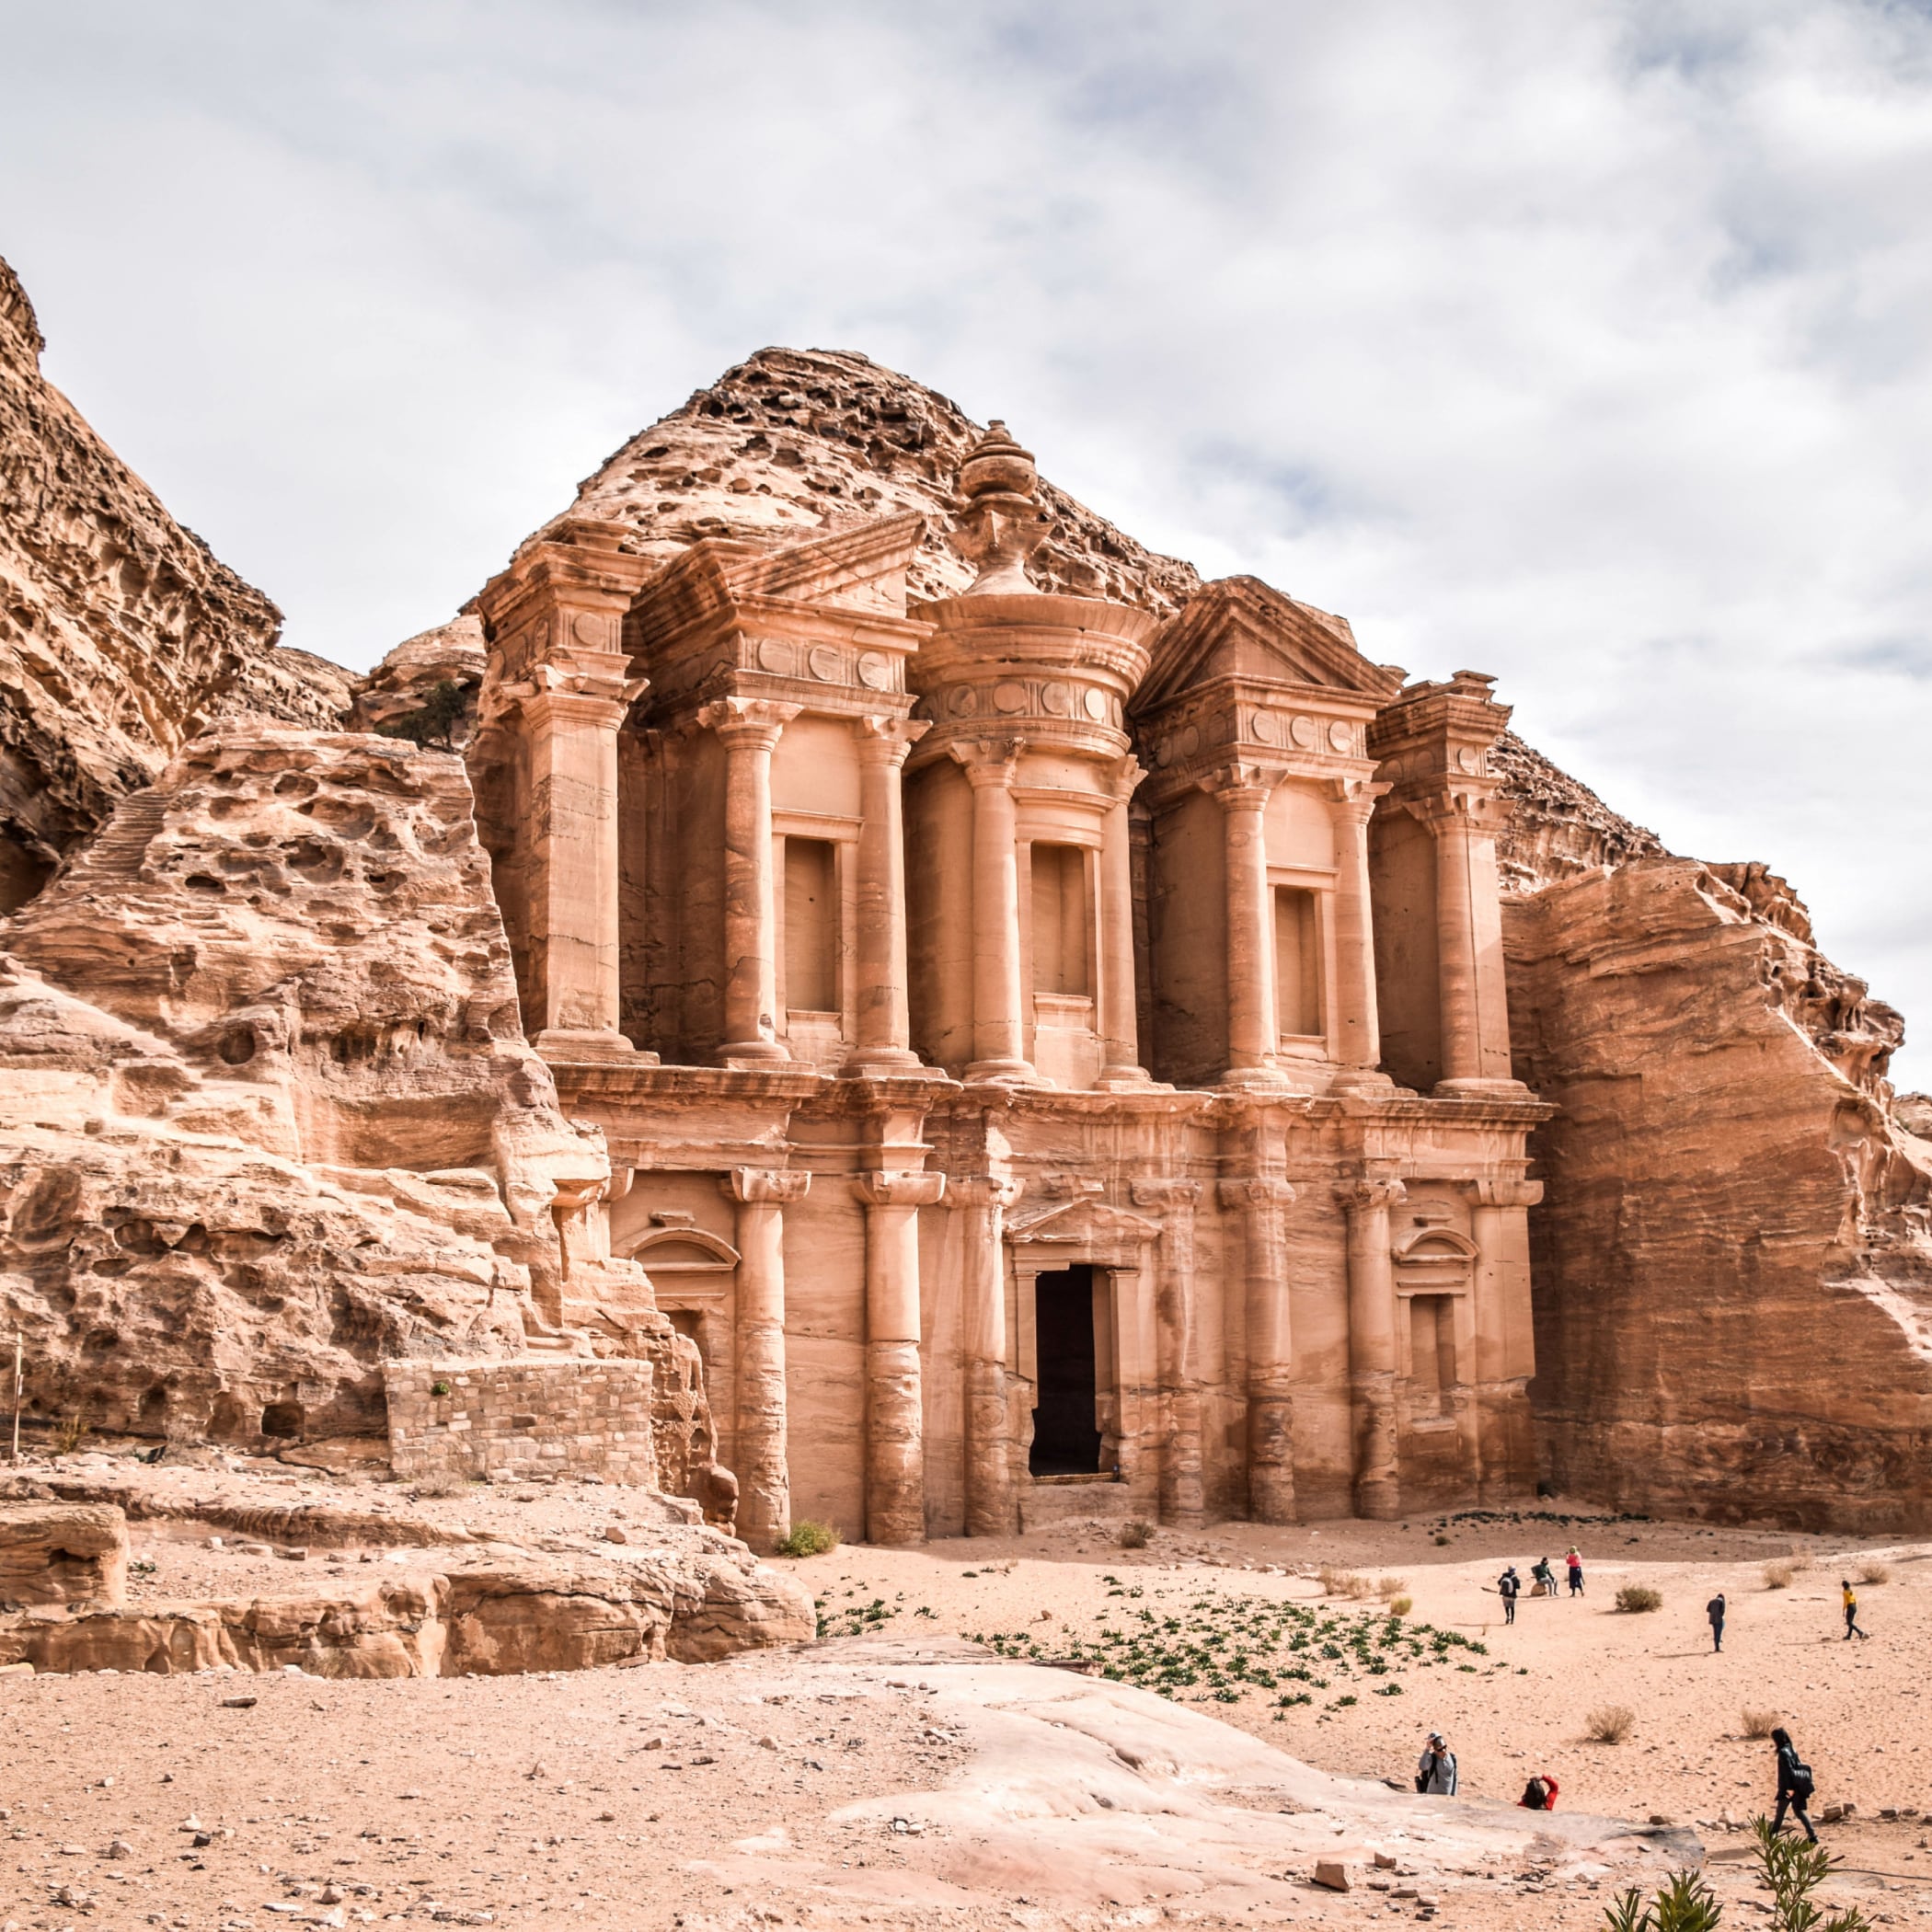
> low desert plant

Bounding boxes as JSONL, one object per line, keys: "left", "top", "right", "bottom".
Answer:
{"left": 1587, "top": 1704, "right": 1636, "bottom": 1744}
{"left": 1119, "top": 1520, "right": 1156, "bottom": 1550}
{"left": 1763, "top": 1561, "right": 1795, "bottom": 1590}
{"left": 1750, "top": 1813, "right": 1873, "bottom": 1932}
{"left": 1615, "top": 1584, "right": 1662, "bottom": 1614}
{"left": 1601, "top": 1870, "right": 1721, "bottom": 1932}
{"left": 1857, "top": 1560, "right": 1892, "bottom": 1585}
{"left": 1317, "top": 1566, "right": 1377, "bottom": 1600}
{"left": 410, "top": 1470, "right": 468, "bottom": 1500}
{"left": 1741, "top": 1708, "right": 1780, "bottom": 1740}
{"left": 1387, "top": 1595, "right": 1414, "bottom": 1617}
{"left": 1432, "top": 1532, "right": 1451, "bottom": 1546}
{"left": 1374, "top": 1574, "right": 1409, "bottom": 1600}
{"left": 52, "top": 1404, "right": 91, "bottom": 1455}
{"left": 776, "top": 1518, "right": 841, "bottom": 1558}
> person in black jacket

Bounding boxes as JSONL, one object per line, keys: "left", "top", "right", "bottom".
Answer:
{"left": 1707, "top": 1592, "right": 1726, "bottom": 1653}
{"left": 1770, "top": 1726, "right": 1818, "bottom": 1841}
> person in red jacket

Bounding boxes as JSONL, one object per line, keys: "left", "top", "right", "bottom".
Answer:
{"left": 1518, "top": 1772, "right": 1559, "bottom": 1811}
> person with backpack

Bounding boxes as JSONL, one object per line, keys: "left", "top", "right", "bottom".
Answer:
{"left": 1498, "top": 1565, "right": 1521, "bottom": 1625}
{"left": 1518, "top": 1772, "right": 1559, "bottom": 1811}
{"left": 1417, "top": 1731, "right": 1457, "bottom": 1795}
{"left": 1565, "top": 1547, "right": 1584, "bottom": 1597}
{"left": 1771, "top": 1727, "right": 1817, "bottom": 1841}
{"left": 1531, "top": 1556, "right": 1558, "bottom": 1597}
{"left": 1707, "top": 1591, "right": 1727, "bottom": 1653}
{"left": 1842, "top": 1580, "right": 1870, "bottom": 1640}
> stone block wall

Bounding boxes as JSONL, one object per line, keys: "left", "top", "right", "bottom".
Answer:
{"left": 384, "top": 1359, "right": 658, "bottom": 1486}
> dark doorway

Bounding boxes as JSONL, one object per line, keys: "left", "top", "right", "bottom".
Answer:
{"left": 1030, "top": 1264, "right": 1104, "bottom": 1476}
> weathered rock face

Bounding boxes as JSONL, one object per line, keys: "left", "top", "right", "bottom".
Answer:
{"left": 1506, "top": 855, "right": 1932, "bottom": 1528}
{"left": 350, "top": 613, "right": 485, "bottom": 745}
{"left": 1490, "top": 731, "right": 1670, "bottom": 895}
{"left": 540, "top": 344, "right": 1202, "bottom": 615}
{"left": 0, "top": 255, "right": 352, "bottom": 912}
{"left": 0, "top": 721, "right": 698, "bottom": 1458}
{"left": 0, "top": 1500, "right": 129, "bottom": 1607}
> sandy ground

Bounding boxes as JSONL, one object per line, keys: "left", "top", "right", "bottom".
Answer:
{"left": 6, "top": 1453, "right": 1932, "bottom": 1931}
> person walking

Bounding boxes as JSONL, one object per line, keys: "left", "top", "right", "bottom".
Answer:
{"left": 1498, "top": 1565, "right": 1521, "bottom": 1625}
{"left": 1707, "top": 1591, "right": 1726, "bottom": 1653}
{"left": 1417, "top": 1731, "right": 1458, "bottom": 1795}
{"left": 1565, "top": 1547, "right": 1584, "bottom": 1597}
{"left": 1842, "top": 1580, "right": 1869, "bottom": 1640}
{"left": 1770, "top": 1726, "right": 1818, "bottom": 1841}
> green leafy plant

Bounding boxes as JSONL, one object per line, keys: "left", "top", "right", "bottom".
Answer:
{"left": 376, "top": 679, "right": 470, "bottom": 750}
{"left": 1602, "top": 1871, "right": 1723, "bottom": 1932}
{"left": 1750, "top": 1814, "right": 1872, "bottom": 1932}
{"left": 777, "top": 1518, "right": 841, "bottom": 1558}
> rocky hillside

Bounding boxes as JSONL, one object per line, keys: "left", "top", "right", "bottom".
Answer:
{"left": 0, "top": 254, "right": 351, "bottom": 912}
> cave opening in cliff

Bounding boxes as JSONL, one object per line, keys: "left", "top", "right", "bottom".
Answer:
{"left": 1029, "top": 1264, "right": 1104, "bottom": 1477}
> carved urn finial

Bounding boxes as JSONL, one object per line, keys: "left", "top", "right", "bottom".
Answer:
{"left": 953, "top": 419, "right": 1052, "bottom": 595}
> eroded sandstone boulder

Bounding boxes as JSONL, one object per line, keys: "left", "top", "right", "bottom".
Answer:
{"left": 0, "top": 1500, "right": 128, "bottom": 1607}
{"left": 0, "top": 720, "right": 701, "bottom": 1465}
{"left": 0, "top": 255, "right": 351, "bottom": 910}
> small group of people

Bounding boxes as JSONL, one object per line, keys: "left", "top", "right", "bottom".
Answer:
{"left": 1706, "top": 1580, "right": 1872, "bottom": 1652}
{"left": 1493, "top": 1547, "right": 1584, "bottom": 1622}
{"left": 1414, "top": 1731, "right": 1558, "bottom": 1811}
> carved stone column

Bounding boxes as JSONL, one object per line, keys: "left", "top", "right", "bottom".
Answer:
{"left": 1325, "top": 778, "right": 1391, "bottom": 1078}
{"left": 853, "top": 1169, "right": 948, "bottom": 1544}
{"left": 1338, "top": 1176, "right": 1406, "bottom": 1520}
{"left": 1470, "top": 1177, "right": 1541, "bottom": 1502}
{"left": 1412, "top": 791, "right": 1516, "bottom": 1090}
{"left": 1201, "top": 764, "right": 1288, "bottom": 1085}
{"left": 697, "top": 697, "right": 801, "bottom": 1065}
{"left": 845, "top": 716, "right": 928, "bottom": 1075}
{"left": 725, "top": 1167, "right": 811, "bottom": 1552}
{"left": 1220, "top": 1177, "right": 1297, "bottom": 1524}
{"left": 1133, "top": 1179, "right": 1205, "bottom": 1526}
{"left": 949, "top": 1174, "right": 1025, "bottom": 1535}
{"left": 1098, "top": 756, "right": 1151, "bottom": 1087}
{"left": 950, "top": 740, "right": 1033, "bottom": 1083}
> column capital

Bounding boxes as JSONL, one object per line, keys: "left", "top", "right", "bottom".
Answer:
{"left": 1105, "top": 753, "right": 1149, "bottom": 803}
{"left": 1336, "top": 1177, "right": 1407, "bottom": 1215}
{"left": 949, "top": 737, "right": 1025, "bottom": 787}
{"left": 697, "top": 696, "right": 802, "bottom": 749}
{"left": 946, "top": 1174, "right": 1027, "bottom": 1212}
{"left": 854, "top": 715, "right": 929, "bottom": 766}
{"left": 726, "top": 1167, "right": 813, "bottom": 1205}
{"left": 1470, "top": 1178, "right": 1542, "bottom": 1209}
{"left": 1198, "top": 762, "right": 1286, "bottom": 811}
{"left": 520, "top": 685, "right": 638, "bottom": 734}
{"left": 1218, "top": 1177, "right": 1296, "bottom": 1209}
{"left": 853, "top": 1169, "right": 948, "bottom": 1210}
{"left": 1131, "top": 1179, "right": 1204, "bottom": 1212}
{"left": 1325, "top": 776, "right": 1393, "bottom": 824}
{"left": 1402, "top": 785, "right": 1509, "bottom": 832}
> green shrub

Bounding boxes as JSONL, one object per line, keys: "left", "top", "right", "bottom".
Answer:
{"left": 776, "top": 1518, "right": 841, "bottom": 1558}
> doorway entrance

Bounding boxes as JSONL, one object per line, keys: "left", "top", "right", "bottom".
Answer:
{"left": 1029, "top": 1264, "right": 1103, "bottom": 1476}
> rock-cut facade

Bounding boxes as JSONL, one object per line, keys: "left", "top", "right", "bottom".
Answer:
{"left": 466, "top": 414, "right": 1552, "bottom": 1550}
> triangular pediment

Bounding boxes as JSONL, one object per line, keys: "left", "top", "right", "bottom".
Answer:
{"left": 719, "top": 512, "right": 925, "bottom": 616}
{"left": 1134, "top": 576, "right": 1404, "bottom": 717}
{"left": 1006, "top": 1197, "right": 1165, "bottom": 1247}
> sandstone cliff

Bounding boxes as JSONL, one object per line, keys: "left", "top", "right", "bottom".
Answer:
{"left": 1506, "top": 851, "right": 1932, "bottom": 1529}
{"left": 0, "top": 720, "right": 704, "bottom": 1463}
{"left": 0, "top": 254, "right": 351, "bottom": 912}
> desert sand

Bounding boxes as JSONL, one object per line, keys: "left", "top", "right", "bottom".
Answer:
{"left": 6, "top": 1455, "right": 1932, "bottom": 1931}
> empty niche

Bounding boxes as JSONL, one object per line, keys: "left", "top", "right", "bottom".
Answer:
{"left": 1273, "top": 885, "right": 1322, "bottom": 1037}
{"left": 1030, "top": 843, "right": 1091, "bottom": 996}
{"left": 1407, "top": 1295, "right": 1457, "bottom": 1416}
{"left": 784, "top": 837, "right": 838, "bottom": 1011}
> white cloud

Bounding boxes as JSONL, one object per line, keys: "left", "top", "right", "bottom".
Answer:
{"left": 3, "top": 0, "right": 1928, "bottom": 1079}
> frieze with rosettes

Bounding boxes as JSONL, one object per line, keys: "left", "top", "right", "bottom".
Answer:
{"left": 1148, "top": 707, "right": 1365, "bottom": 770}
{"left": 1376, "top": 742, "right": 1490, "bottom": 784}
{"left": 934, "top": 677, "right": 1126, "bottom": 730}
{"left": 738, "top": 633, "right": 902, "bottom": 692}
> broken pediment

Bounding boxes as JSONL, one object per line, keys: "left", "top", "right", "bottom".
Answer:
{"left": 719, "top": 512, "right": 926, "bottom": 616}
{"left": 1134, "top": 576, "right": 1404, "bottom": 717}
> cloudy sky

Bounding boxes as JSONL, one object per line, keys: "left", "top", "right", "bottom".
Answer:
{"left": 4, "top": 1, "right": 1929, "bottom": 1082}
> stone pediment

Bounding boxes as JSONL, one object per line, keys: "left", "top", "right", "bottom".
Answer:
{"left": 1006, "top": 1196, "right": 1165, "bottom": 1252}
{"left": 1135, "top": 576, "right": 1404, "bottom": 717}
{"left": 720, "top": 512, "right": 925, "bottom": 615}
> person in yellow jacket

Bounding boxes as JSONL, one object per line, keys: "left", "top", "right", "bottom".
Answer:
{"left": 1842, "top": 1580, "right": 1869, "bottom": 1641}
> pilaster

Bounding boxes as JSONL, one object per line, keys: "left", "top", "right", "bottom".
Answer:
{"left": 948, "top": 1174, "right": 1026, "bottom": 1536}
{"left": 1220, "top": 1177, "right": 1298, "bottom": 1524}
{"left": 1132, "top": 1178, "right": 1205, "bottom": 1526}
{"left": 724, "top": 1167, "right": 811, "bottom": 1551}
{"left": 1338, "top": 1174, "right": 1406, "bottom": 1520}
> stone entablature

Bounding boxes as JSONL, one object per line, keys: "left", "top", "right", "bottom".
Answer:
{"left": 385, "top": 1359, "right": 659, "bottom": 1486}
